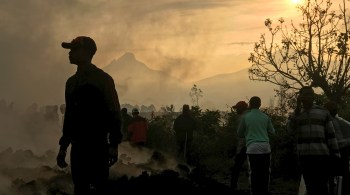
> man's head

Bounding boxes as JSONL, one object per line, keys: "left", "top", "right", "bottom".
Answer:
{"left": 298, "top": 86, "right": 314, "bottom": 110}
{"left": 61, "top": 36, "right": 97, "bottom": 65}
{"left": 324, "top": 101, "right": 338, "bottom": 117}
{"left": 249, "top": 96, "right": 261, "bottom": 109}
{"left": 182, "top": 104, "right": 190, "bottom": 114}
{"left": 132, "top": 108, "right": 139, "bottom": 116}
{"left": 232, "top": 101, "right": 248, "bottom": 115}
{"left": 121, "top": 108, "right": 128, "bottom": 114}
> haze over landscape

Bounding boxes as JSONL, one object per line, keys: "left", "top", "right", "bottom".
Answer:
{"left": 2, "top": 0, "right": 348, "bottom": 194}
{"left": 0, "top": 0, "right": 315, "bottom": 112}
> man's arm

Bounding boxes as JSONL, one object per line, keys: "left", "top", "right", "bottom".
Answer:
{"left": 105, "top": 76, "right": 122, "bottom": 148}
{"left": 325, "top": 113, "right": 341, "bottom": 158}
{"left": 104, "top": 76, "right": 122, "bottom": 166}
{"left": 57, "top": 81, "right": 72, "bottom": 168}
{"left": 58, "top": 81, "right": 73, "bottom": 151}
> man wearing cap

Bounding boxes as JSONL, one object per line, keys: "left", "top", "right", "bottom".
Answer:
{"left": 288, "top": 86, "right": 340, "bottom": 195}
{"left": 56, "top": 36, "right": 122, "bottom": 194}
{"left": 127, "top": 108, "right": 148, "bottom": 147}
{"left": 230, "top": 101, "right": 249, "bottom": 191}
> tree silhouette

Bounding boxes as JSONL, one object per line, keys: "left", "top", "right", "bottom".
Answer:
{"left": 248, "top": 0, "right": 350, "bottom": 104}
{"left": 189, "top": 84, "right": 203, "bottom": 107}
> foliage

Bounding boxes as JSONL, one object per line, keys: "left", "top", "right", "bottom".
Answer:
{"left": 146, "top": 110, "right": 177, "bottom": 154}
{"left": 189, "top": 84, "right": 203, "bottom": 107}
{"left": 159, "top": 104, "right": 176, "bottom": 113}
{"left": 249, "top": 0, "right": 350, "bottom": 104}
{"left": 145, "top": 103, "right": 330, "bottom": 182}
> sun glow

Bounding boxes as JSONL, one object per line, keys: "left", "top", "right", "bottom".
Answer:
{"left": 291, "top": 0, "right": 303, "bottom": 4}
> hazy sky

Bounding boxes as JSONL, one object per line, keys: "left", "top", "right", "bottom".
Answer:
{"left": 0, "top": 0, "right": 344, "bottom": 108}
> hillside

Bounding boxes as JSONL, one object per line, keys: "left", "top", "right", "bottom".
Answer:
{"left": 103, "top": 53, "right": 189, "bottom": 110}
{"left": 103, "top": 53, "right": 277, "bottom": 111}
{"left": 195, "top": 69, "right": 277, "bottom": 110}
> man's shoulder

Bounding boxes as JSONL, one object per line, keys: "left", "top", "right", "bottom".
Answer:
{"left": 66, "top": 74, "right": 77, "bottom": 84}
{"left": 93, "top": 65, "right": 114, "bottom": 81}
{"left": 309, "top": 104, "right": 328, "bottom": 113}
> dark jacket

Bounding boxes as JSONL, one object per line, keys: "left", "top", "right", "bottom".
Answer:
{"left": 173, "top": 114, "right": 196, "bottom": 142}
{"left": 59, "top": 65, "right": 122, "bottom": 150}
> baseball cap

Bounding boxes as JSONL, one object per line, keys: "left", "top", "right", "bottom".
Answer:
{"left": 61, "top": 36, "right": 97, "bottom": 55}
{"left": 232, "top": 101, "right": 248, "bottom": 110}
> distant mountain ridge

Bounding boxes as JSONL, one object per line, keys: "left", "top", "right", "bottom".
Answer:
{"left": 103, "top": 53, "right": 189, "bottom": 109}
{"left": 103, "top": 53, "right": 277, "bottom": 111}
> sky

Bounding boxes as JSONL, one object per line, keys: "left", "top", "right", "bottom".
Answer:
{"left": 0, "top": 0, "right": 345, "bottom": 109}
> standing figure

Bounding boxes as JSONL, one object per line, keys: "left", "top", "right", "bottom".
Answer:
{"left": 237, "top": 96, "right": 275, "bottom": 195}
{"left": 121, "top": 107, "right": 132, "bottom": 141}
{"left": 230, "top": 101, "right": 249, "bottom": 191}
{"left": 128, "top": 108, "right": 148, "bottom": 148}
{"left": 324, "top": 100, "right": 350, "bottom": 195}
{"left": 173, "top": 104, "right": 197, "bottom": 164}
{"left": 56, "top": 36, "right": 122, "bottom": 195}
{"left": 288, "top": 86, "right": 340, "bottom": 195}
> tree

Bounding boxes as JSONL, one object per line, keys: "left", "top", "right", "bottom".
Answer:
{"left": 248, "top": 0, "right": 350, "bottom": 104}
{"left": 189, "top": 84, "right": 203, "bottom": 106}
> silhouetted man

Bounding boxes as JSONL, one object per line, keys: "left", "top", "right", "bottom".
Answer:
{"left": 288, "top": 86, "right": 340, "bottom": 195}
{"left": 121, "top": 107, "right": 132, "bottom": 141}
{"left": 56, "top": 36, "right": 122, "bottom": 195}
{"left": 173, "top": 104, "right": 196, "bottom": 165}
{"left": 230, "top": 101, "right": 249, "bottom": 191}
{"left": 324, "top": 101, "right": 350, "bottom": 195}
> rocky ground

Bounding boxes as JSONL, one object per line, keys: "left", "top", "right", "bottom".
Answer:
{"left": 0, "top": 142, "right": 300, "bottom": 195}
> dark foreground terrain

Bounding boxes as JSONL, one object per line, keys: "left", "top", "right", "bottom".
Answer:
{"left": 1, "top": 145, "right": 299, "bottom": 195}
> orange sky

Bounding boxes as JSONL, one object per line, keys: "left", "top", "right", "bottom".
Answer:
{"left": 88, "top": 0, "right": 304, "bottom": 82}
{"left": 0, "top": 0, "right": 345, "bottom": 108}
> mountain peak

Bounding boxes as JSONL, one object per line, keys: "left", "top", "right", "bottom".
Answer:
{"left": 120, "top": 52, "right": 136, "bottom": 61}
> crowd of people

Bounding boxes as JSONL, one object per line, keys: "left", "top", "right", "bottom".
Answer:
{"left": 3, "top": 35, "right": 347, "bottom": 194}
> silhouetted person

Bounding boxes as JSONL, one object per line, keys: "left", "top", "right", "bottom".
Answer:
{"left": 56, "top": 36, "right": 122, "bottom": 195}
{"left": 237, "top": 96, "right": 275, "bottom": 195}
{"left": 324, "top": 101, "right": 350, "bottom": 195}
{"left": 121, "top": 107, "right": 132, "bottom": 141}
{"left": 230, "top": 101, "right": 249, "bottom": 191}
{"left": 128, "top": 108, "right": 148, "bottom": 148}
{"left": 288, "top": 86, "right": 340, "bottom": 195}
{"left": 173, "top": 104, "right": 196, "bottom": 165}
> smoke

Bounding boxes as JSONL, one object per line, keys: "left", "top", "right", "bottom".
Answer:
{"left": 0, "top": 103, "right": 186, "bottom": 194}
{"left": 0, "top": 0, "right": 250, "bottom": 110}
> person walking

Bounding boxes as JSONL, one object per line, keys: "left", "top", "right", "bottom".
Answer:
{"left": 324, "top": 100, "right": 350, "bottom": 195}
{"left": 121, "top": 107, "right": 132, "bottom": 141}
{"left": 56, "top": 36, "right": 122, "bottom": 195}
{"left": 230, "top": 101, "right": 249, "bottom": 191}
{"left": 288, "top": 86, "right": 340, "bottom": 195}
{"left": 173, "top": 104, "right": 197, "bottom": 165}
{"left": 237, "top": 96, "right": 275, "bottom": 195}
{"left": 128, "top": 108, "right": 148, "bottom": 148}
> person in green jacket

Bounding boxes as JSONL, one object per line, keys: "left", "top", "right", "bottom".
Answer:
{"left": 237, "top": 96, "right": 275, "bottom": 195}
